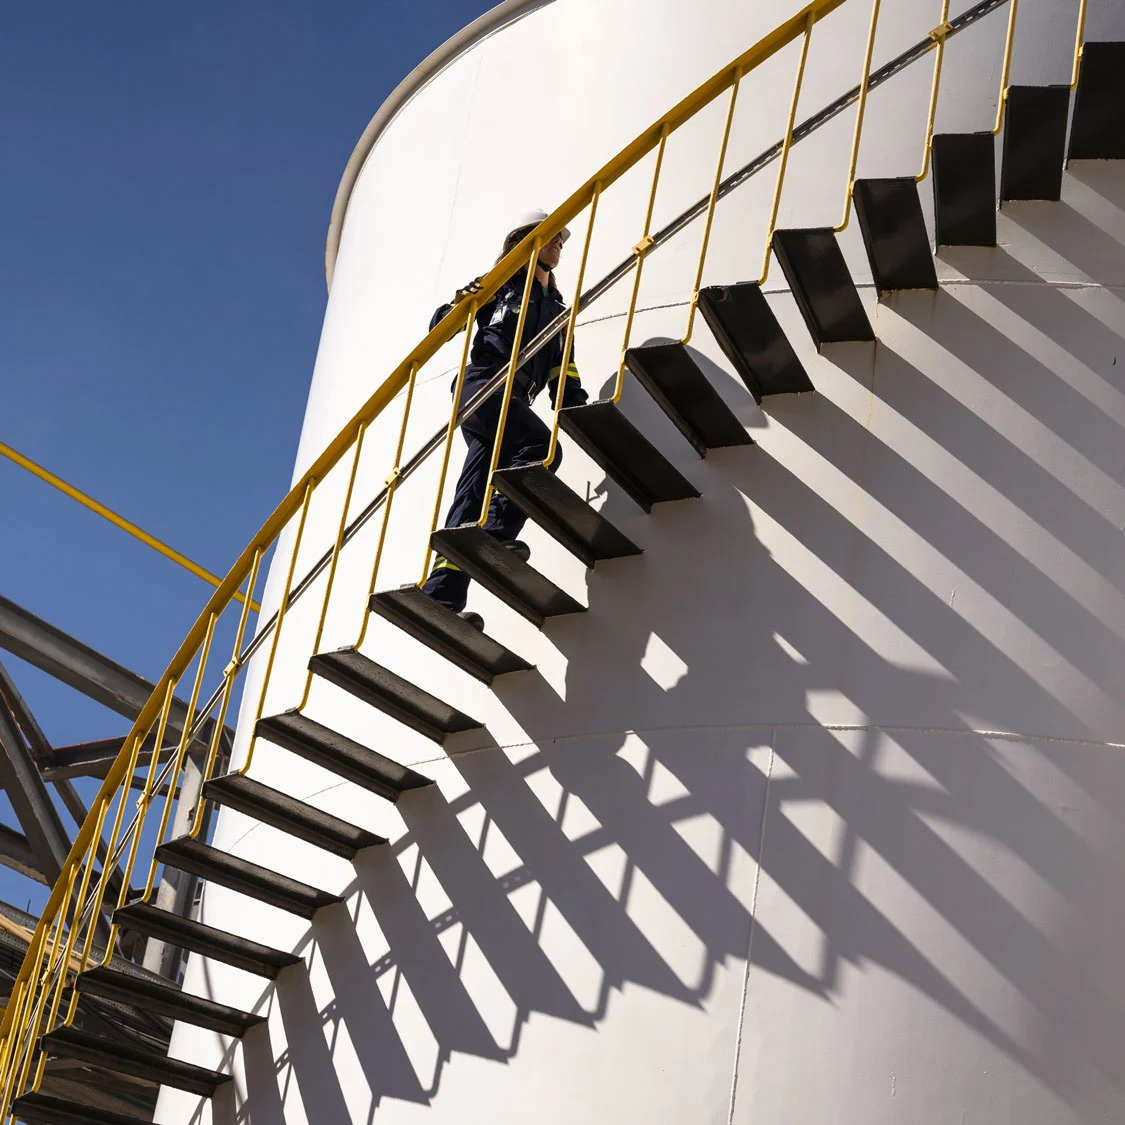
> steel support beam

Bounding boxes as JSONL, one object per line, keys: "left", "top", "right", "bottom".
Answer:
{"left": 0, "top": 593, "right": 231, "bottom": 750}
{"left": 0, "top": 690, "right": 70, "bottom": 886}
{"left": 36, "top": 735, "right": 175, "bottom": 782}
{"left": 0, "top": 663, "right": 140, "bottom": 944}
{"left": 0, "top": 823, "right": 46, "bottom": 884}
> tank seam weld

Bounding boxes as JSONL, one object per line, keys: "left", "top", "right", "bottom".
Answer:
{"left": 410, "top": 721, "right": 1125, "bottom": 768}
{"left": 726, "top": 724, "right": 776, "bottom": 1124}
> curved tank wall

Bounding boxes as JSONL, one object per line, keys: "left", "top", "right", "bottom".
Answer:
{"left": 159, "top": 0, "right": 1125, "bottom": 1122}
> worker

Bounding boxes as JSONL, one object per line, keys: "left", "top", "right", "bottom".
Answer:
{"left": 423, "top": 209, "right": 589, "bottom": 629}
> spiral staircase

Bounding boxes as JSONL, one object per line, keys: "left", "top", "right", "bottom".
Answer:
{"left": 1, "top": 2, "right": 1121, "bottom": 1121}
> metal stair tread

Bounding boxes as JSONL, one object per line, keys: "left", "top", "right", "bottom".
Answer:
{"left": 113, "top": 901, "right": 300, "bottom": 979}
{"left": 309, "top": 647, "right": 481, "bottom": 743}
{"left": 255, "top": 711, "right": 430, "bottom": 801}
{"left": 77, "top": 963, "right": 265, "bottom": 1037}
{"left": 12, "top": 1092, "right": 152, "bottom": 1125}
{"left": 369, "top": 585, "right": 533, "bottom": 684}
{"left": 771, "top": 227, "right": 875, "bottom": 345}
{"left": 492, "top": 463, "right": 642, "bottom": 568}
{"left": 1000, "top": 85, "right": 1070, "bottom": 201}
{"left": 156, "top": 836, "right": 341, "bottom": 920}
{"left": 853, "top": 177, "right": 938, "bottom": 294}
{"left": 558, "top": 399, "right": 700, "bottom": 513}
{"left": 624, "top": 342, "right": 753, "bottom": 457}
{"left": 203, "top": 772, "right": 386, "bottom": 859}
{"left": 1069, "top": 41, "right": 1125, "bottom": 159}
{"left": 430, "top": 525, "right": 586, "bottom": 628}
{"left": 931, "top": 131, "right": 997, "bottom": 246}
{"left": 697, "top": 282, "right": 812, "bottom": 400}
{"left": 40, "top": 1025, "right": 228, "bottom": 1098}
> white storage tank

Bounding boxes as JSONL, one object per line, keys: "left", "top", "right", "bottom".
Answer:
{"left": 159, "top": 0, "right": 1125, "bottom": 1122}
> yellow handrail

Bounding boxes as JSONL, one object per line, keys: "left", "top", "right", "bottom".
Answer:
{"left": 0, "top": 439, "right": 260, "bottom": 614}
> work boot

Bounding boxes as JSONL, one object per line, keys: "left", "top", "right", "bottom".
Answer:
{"left": 458, "top": 611, "right": 485, "bottom": 632}
{"left": 505, "top": 540, "right": 531, "bottom": 563}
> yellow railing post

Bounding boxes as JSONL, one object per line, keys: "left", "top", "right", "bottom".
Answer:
{"left": 1070, "top": 0, "right": 1088, "bottom": 88}
{"left": 916, "top": 0, "right": 953, "bottom": 182}
{"left": 31, "top": 817, "right": 106, "bottom": 1088}
{"left": 546, "top": 189, "right": 600, "bottom": 467}
{"left": 760, "top": 15, "right": 815, "bottom": 284}
{"left": 298, "top": 429, "right": 367, "bottom": 707}
{"left": 836, "top": 0, "right": 883, "bottom": 231}
{"left": 614, "top": 124, "right": 670, "bottom": 402}
{"left": 140, "top": 613, "right": 218, "bottom": 901}
{"left": 356, "top": 359, "right": 423, "bottom": 647}
{"left": 684, "top": 71, "right": 742, "bottom": 344}
{"left": 240, "top": 481, "right": 315, "bottom": 777}
{"left": 479, "top": 241, "right": 542, "bottom": 523}
{"left": 190, "top": 550, "right": 264, "bottom": 839}
{"left": 992, "top": 0, "right": 1020, "bottom": 135}
{"left": 109, "top": 681, "right": 177, "bottom": 938}
{"left": 421, "top": 302, "right": 480, "bottom": 583}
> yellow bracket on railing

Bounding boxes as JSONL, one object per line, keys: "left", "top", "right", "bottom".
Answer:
{"left": 1070, "top": 0, "right": 1088, "bottom": 88}
{"left": 992, "top": 0, "right": 1020, "bottom": 134}
{"left": 917, "top": 0, "right": 952, "bottom": 182}
{"left": 836, "top": 0, "right": 883, "bottom": 232}
{"left": 0, "top": 439, "right": 260, "bottom": 614}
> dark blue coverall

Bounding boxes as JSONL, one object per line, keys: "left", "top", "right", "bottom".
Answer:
{"left": 423, "top": 268, "right": 588, "bottom": 612}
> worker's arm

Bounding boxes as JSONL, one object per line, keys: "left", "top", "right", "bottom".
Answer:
{"left": 429, "top": 276, "right": 487, "bottom": 332}
{"left": 547, "top": 340, "right": 588, "bottom": 408}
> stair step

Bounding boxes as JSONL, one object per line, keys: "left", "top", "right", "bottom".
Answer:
{"left": 698, "top": 283, "right": 812, "bottom": 400}
{"left": 309, "top": 648, "right": 481, "bottom": 743}
{"left": 40, "top": 1025, "right": 228, "bottom": 1098}
{"left": 256, "top": 711, "right": 430, "bottom": 801}
{"left": 853, "top": 177, "right": 938, "bottom": 295}
{"left": 12, "top": 1092, "right": 151, "bottom": 1125}
{"left": 77, "top": 963, "right": 265, "bottom": 1037}
{"left": 1000, "top": 85, "right": 1070, "bottom": 201}
{"left": 558, "top": 399, "right": 699, "bottom": 513}
{"left": 113, "top": 901, "right": 301, "bottom": 979}
{"left": 430, "top": 525, "right": 586, "bottom": 628}
{"left": 492, "top": 464, "right": 642, "bottom": 568}
{"left": 204, "top": 773, "right": 385, "bottom": 859}
{"left": 370, "top": 585, "right": 533, "bottom": 684}
{"left": 1069, "top": 42, "right": 1125, "bottom": 160}
{"left": 624, "top": 342, "right": 753, "bottom": 457}
{"left": 932, "top": 132, "right": 996, "bottom": 246}
{"left": 772, "top": 227, "right": 874, "bottom": 345}
{"left": 156, "top": 836, "right": 341, "bottom": 920}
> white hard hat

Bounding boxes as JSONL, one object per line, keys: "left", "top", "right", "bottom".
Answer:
{"left": 503, "top": 209, "right": 570, "bottom": 248}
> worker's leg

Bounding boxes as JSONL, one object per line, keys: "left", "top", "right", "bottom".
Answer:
{"left": 420, "top": 415, "right": 496, "bottom": 612}
{"left": 480, "top": 397, "right": 560, "bottom": 541}
{"left": 422, "top": 391, "right": 561, "bottom": 611}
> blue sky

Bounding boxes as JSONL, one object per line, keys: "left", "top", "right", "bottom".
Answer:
{"left": 0, "top": 0, "right": 492, "bottom": 912}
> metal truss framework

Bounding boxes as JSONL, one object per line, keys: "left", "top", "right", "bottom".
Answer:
{"left": 0, "top": 594, "right": 235, "bottom": 1113}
